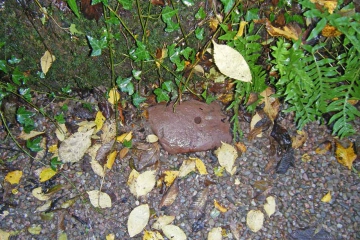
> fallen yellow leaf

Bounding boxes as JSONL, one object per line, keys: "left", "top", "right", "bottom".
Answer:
{"left": 95, "top": 111, "right": 106, "bottom": 132}
{"left": 335, "top": 140, "right": 357, "bottom": 169}
{"left": 39, "top": 168, "right": 57, "bottom": 182}
{"left": 214, "top": 199, "right": 228, "bottom": 213}
{"left": 321, "top": 191, "right": 331, "bottom": 203}
{"left": 48, "top": 144, "right": 58, "bottom": 153}
{"left": 5, "top": 170, "right": 23, "bottom": 184}
{"left": 108, "top": 87, "right": 120, "bottom": 105}
{"left": 116, "top": 131, "right": 133, "bottom": 143}
{"left": 106, "top": 151, "right": 118, "bottom": 170}
{"left": 234, "top": 21, "right": 248, "bottom": 39}
{"left": 195, "top": 158, "right": 208, "bottom": 175}
{"left": 164, "top": 171, "right": 179, "bottom": 186}
{"left": 41, "top": 50, "right": 56, "bottom": 75}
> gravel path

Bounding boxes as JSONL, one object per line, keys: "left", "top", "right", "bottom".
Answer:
{"left": 1, "top": 97, "right": 359, "bottom": 240}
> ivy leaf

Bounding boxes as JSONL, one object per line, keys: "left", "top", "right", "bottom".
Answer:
{"left": 55, "top": 113, "right": 65, "bottom": 124}
{"left": 8, "top": 56, "right": 21, "bottom": 65}
{"left": 19, "top": 88, "right": 32, "bottom": 102}
{"left": 26, "top": 137, "right": 43, "bottom": 152}
{"left": 220, "top": 0, "right": 235, "bottom": 14}
{"left": 132, "top": 70, "right": 141, "bottom": 80}
{"left": 181, "top": 0, "right": 194, "bottom": 7}
{"left": 154, "top": 88, "right": 170, "bottom": 102}
{"left": 245, "top": 8, "right": 259, "bottom": 21}
{"left": 118, "top": 0, "right": 133, "bottom": 10}
{"left": 161, "top": 6, "right": 180, "bottom": 33}
{"left": 116, "top": 76, "right": 134, "bottom": 95}
{"left": 162, "top": 81, "right": 176, "bottom": 93}
{"left": 195, "top": 27, "right": 204, "bottom": 40}
{"left": 66, "top": 0, "right": 80, "bottom": 18}
{"left": 50, "top": 157, "right": 62, "bottom": 171}
{"left": 16, "top": 106, "right": 35, "bottom": 125}
{"left": 0, "top": 60, "right": 7, "bottom": 73}
{"left": 195, "top": 7, "right": 206, "bottom": 19}
{"left": 87, "top": 36, "right": 107, "bottom": 57}
{"left": 180, "top": 47, "right": 193, "bottom": 60}
{"left": 132, "top": 92, "right": 146, "bottom": 108}
{"left": 129, "top": 41, "right": 151, "bottom": 62}
{"left": 69, "top": 24, "right": 83, "bottom": 35}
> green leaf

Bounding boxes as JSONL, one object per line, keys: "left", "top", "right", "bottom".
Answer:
{"left": 12, "top": 67, "right": 25, "bottom": 85}
{"left": 8, "top": 55, "right": 21, "bottom": 65}
{"left": 66, "top": 0, "right": 80, "bottom": 18}
{"left": 50, "top": 157, "right": 62, "bottom": 171}
{"left": 19, "top": 88, "right": 32, "bottom": 102}
{"left": 132, "top": 92, "right": 146, "bottom": 108}
{"left": 123, "top": 139, "right": 132, "bottom": 148}
{"left": 0, "top": 60, "right": 8, "bottom": 73}
{"left": 26, "top": 137, "right": 43, "bottom": 152}
{"left": 132, "top": 70, "right": 142, "bottom": 80}
{"left": 195, "top": 7, "right": 206, "bottom": 20}
{"left": 195, "top": 27, "right": 204, "bottom": 40}
{"left": 306, "top": 17, "right": 327, "bottom": 41}
{"left": 116, "top": 76, "right": 134, "bottom": 95}
{"left": 154, "top": 88, "right": 170, "bottom": 103}
{"left": 87, "top": 35, "right": 108, "bottom": 57}
{"left": 61, "top": 85, "right": 72, "bottom": 94}
{"left": 245, "top": 8, "right": 259, "bottom": 21}
{"left": 16, "top": 106, "right": 35, "bottom": 133}
{"left": 220, "top": 0, "right": 235, "bottom": 14}
{"left": 61, "top": 104, "right": 68, "bottom": 111}
{"left": 118, "top": 0, "right": 133, "bottom": 10}
{"left": 181, "top": 0, "right": 194, "bottom": 7}
{"left": 161, "top": 81, "right": 176, "bottom": 93}
{"left": 161, "top": 6, "right": 180, "bottom": 33}
{"left": 180, "top": 47, "right": 193, "bottom": 60}
{"left": 69, "top": 24, "right": 84, "bottom": 35}
{"left": 129, "top": 41, "right": 151, "bottom": 62}
{"left": 55, "top": 113, "right": 65, "bottom": 124}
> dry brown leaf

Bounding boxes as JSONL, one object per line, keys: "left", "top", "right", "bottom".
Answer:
{"left": 55, "top": 123, "right": 68, "bottom": 141}
{"left": 264, "top": 19, "right": 300, "bottom": 40}
{"left": 310, "top": 0, "right": 337, "bottom": 14}
{"left": 209, "top": 18, "right": 219, "bottom": 32}
{"left": 18, "top": 131, "right": 45, "bottom": 140}
{"left": 101, "top": 119, "right": 117, "bottom": 143}
{"left": 159, "top": 179, "right": 179, "bottom": 208}
{"left": 260, "top": 87, "right": 279, "bottom": 122}
{"left": 335, "top": 140, "right": 357, "bottom": 169}
{"left": 235, "top": 142, "right": 247, "bottom": 153}
{"left": 234, "top": 21, "right": 248, "bottom": 39}
{"left": 292, "top": 130, "right": 308, "bottom": 149}
{"left": 214, "top": 199, "right": 228, "bottom": 213}
{"left": 250, "top": 113, "right": 263, "bottom": 138}
{"left": 322, "top": 24, "right": 342, "bottom": 37}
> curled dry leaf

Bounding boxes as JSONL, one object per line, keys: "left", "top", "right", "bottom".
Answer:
{"left": 263, "top": 196, "right": 276, "bottom": 217}
{"left": 189, "top": 188, "right": 209, "bottom": 219}
{"left": 246, "top": 210, "right": 264, "bottom": 232}
{"left": 315, "top": 140, "right": 332, "bottom": 155}
{"left": 32, "top": 187, "right": 50, "bottom": 201}
{"left": 214, "top": 199, "right": 228, "bottom": 213}
{"left": 87, "top": 190, "right": 112, "bottom": 208}
{"left": 263, "top": 18, "right": 300, "bottom": 40}
{"left": 18, "top": 130, "right": 45, "bottom": 140}
{"left": 127, "top": 204, "right": 150, "bottom": 237}
{"left": 335, "top": 140, "right": 357, "bottom": 169}
{"left": 214, "top": 142, "right": 238, "bottom": 175}
{"left": 250, "top": 113, "right": 263, "bottom": 138}
{"left": 95, "top": 111, "right": 106, "bottom": 133}
{"left": 152, "top": 215, "right": 175, "bottom": 230}
{"left": 195, "top": 158, "right": 208, "bottom": 175}
{"left": 212, "top": 40, "right": 252, "bottom": 82}
{"left": 59, "top": 129, "right": 94, "bottom": 163}
{"left": 161, "top": 225, "right": 187, "bottom": 240}
{"left": 159, "top": 179, "right": 179, "bottom": 208}
{"left": 208, "top": 227, "right": 223, "bottom": 240}
{"left": 41, "top": 50, "right": 56, "bottom": 74}
{"left": 292, "top": 130, "right": 308, "bottom": 149}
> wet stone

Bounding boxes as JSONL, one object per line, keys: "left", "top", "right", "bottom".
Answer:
{"left": 148, "top": 100, "right": 232, "bottom": 154}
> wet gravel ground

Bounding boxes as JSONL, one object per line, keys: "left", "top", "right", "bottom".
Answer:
{"left": 1, "top": 96, "right": 360, "bottom": 240}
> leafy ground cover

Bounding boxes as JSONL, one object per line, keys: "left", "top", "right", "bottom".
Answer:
{"left": 0, "top": 0, "right": 360, "bottom": 239}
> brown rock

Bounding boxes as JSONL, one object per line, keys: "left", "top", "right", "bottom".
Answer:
{"left": 148, "top": 100, "right": 232, "bottom": 154}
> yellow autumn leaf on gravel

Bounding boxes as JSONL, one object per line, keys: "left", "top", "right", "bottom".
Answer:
{"left": 87, "top": 190, "right": 112, "bottom": 208}
{"left": 105, "top": 151, "right": 118, "bottom": 170}
{"left": 28, "top": 225, "right": 42, "bottom": 235}
{"left": 161, "top": 225, "right": 187, "bottom": 240}
{"left": 214, "top": 199, "right": 228, "bottom": 213}
{"left": 146, "top": 134, "right": 159, "bottom": 143}
{"left": 0, "top": 229, "right": 10, "bottom": 239}
{"left": 246, "top": 210, "right": 264, "bottom": 232}
{"left": 164, "top": 171, "right": 179, "bottom": 187}
{"left": 212, "top": 40, "right": 252, "bottom": 82}
{"left": 106, "top": 233, "right": 115, "bottom": 240}
{"left": 127, "top": 170, "right": 156, "bottom": 198}
{"left": 108, "top": 87, "right": 120, "bottom": 105}
{"left": 5, "top": 170, "right": 23, "bottom": 184}
{"left": 77, "top": 120, "right": 96, "bottom": 132}
{"left": 39, "top": 168, "right": 57, "bottom": 182}
{"left": 292, "top": 130, "right": 308, "bottom": 149}
{"left": 128, "top": 204, "right": 150, "bottom": 237}
{"left": 234, "top": 21, "right": 248, "bottom": 39}
{"left": 263, "top": 196, "right": 276, "bottom": 217}
{"left": 41, "top": 50, "right": 56, "bottom": 75}
{"left": 215, "top": 142, "right": 238, "bottom": 175}
{"left": 321, "top": 191, "right": 332, "bottom": 203}
{"left": 55, "top": 123, "right": 68, "bottom": 141}
{"left": 116, "top": 131, "right": 133, "bottom": 143}
{"left": 195, "top": 158, "right": 208, "bottom": 175}
{"left": 18, "top": 130, "right": 45, "bottom": 140}
{"left": 32, "top": 187, "right": 50, "bottom": 201}
{"left": 48, "top": 144, "right": 58, "bottom": 153}
{"left": 95, "top": 111, "right": 106, "bottom": 132}
{"left": 143, "top": 230, "right": 164, "bottom": 240}
{"left": 208, "top": 227, "right": 223, "bottom": 240}
{"left": 178, "top": 159, "right": 196, "bottom": 177}
{"left": 152, "top": 215, "right": 175, "bottom": 230}
{"left": 335, "top": 140, "right": 357, "bottom": 169}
